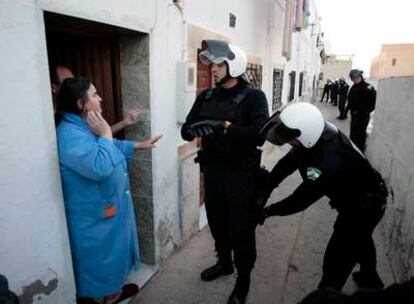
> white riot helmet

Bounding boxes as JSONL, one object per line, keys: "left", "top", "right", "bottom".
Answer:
{"left": 260, "top": 103, "right": 325, "bottom": 148}
{"left": 199, "top": 40, "right": 247, "bottom": 77}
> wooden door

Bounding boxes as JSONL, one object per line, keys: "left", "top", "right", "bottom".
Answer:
{"left": 46, "top": 31, "right": 122, "bottom": 127}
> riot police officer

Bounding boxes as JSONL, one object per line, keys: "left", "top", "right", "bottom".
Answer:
{"left": 336, "top": 77, "right": 349, "bottom": 120}
{"left": 181, "top": 40, "right": 269, "bottom": 304}
{"left": 330, "top": 79, "right": 339, "bottom": 106}
{"left": 258, "top": 103, "right": 387, "bottom": 291}
{"left": 346, "top": 69, "right": 376, "bottom": 153}
{"left": 320, "top": 80, "right": 331, "bottom": 103}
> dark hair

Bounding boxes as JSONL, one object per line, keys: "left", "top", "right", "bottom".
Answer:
{"left": 55, "top": 77, "right": 91, "bottom": 125}
{"left": 50, "top": 65, "right": 70, "bottom": 85}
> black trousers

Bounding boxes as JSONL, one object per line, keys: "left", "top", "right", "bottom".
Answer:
{"left": 320, "top": 90, "right": 330, "bottom": 102}
{"left": 350, "top": 112, "right": 370, "bottom": 153}
{"left": 338, "top": 96, "right": 347, "bottom": 118}
{"left": 203, "top": 162, "right": 258, "bottom": 273}
{"left": 319, "top": 197, "right": 386, "bottom": 290}
{"left": 331, "top": 93, "right": 338, "bottom": 105}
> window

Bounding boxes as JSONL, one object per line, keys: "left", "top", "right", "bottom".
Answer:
{"left": 272, "top": 69, "right": 284, "bottom": 111}
{"left": 245, "top": 63, "right": 263, "bottom": 89}
{"left": 392, "top": 58, "right": 397, "bottom": 66}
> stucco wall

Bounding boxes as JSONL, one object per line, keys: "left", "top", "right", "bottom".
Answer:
{"left": 39, "top": 0, "right": 156, "bottom": 33}
{"left": 370, "top": 44, "right": 414, "bottom": 79}
{"left": 366, "top": 77, "right": 414, "bottom": 281}
{"left": 0, "top": 1, "right": 76, "bottom": 302}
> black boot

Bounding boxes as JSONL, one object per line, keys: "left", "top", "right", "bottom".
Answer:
{"left": 352, "top": 271, "right": 384, "bottom": 289}
{"left": 227, "top": 271, "right": 250, "bottom": 304}
{"left": 200, "top": 259, "right": 234, "bottom": 281}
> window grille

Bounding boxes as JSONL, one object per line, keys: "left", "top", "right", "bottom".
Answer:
{"left": 272, "top": 69, "right": 284, "bottom": 111}
{"left": 246, "top": 63, "right": 263, "bottom": 89}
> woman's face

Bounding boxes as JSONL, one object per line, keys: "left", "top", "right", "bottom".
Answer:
{"left": 82, "top": 84, "right": 102, "bottom": 113}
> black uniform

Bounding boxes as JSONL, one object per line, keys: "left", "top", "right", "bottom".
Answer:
{"left": 330, "top": 81, "right": 339, "bottom": 105}
{"left": 320, "top": 83, "right": 330, "bottom": 102}
{"left": 337, "top": 81, "right": 349, "bottom": 119}
{"left": 265, "top": 123, "right": 387, "bottom": 290}
{"left": 346, "top": 81, "right": 376, "bottom": 152}
{"left": 181, "top": 81, "right": 269, "bottom": 273}
{"left": 300, "top": 277, "right": 414, "bottom": 304}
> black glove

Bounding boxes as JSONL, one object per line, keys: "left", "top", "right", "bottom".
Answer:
{"left": 256, "top": 167, "right": 274, "bottom": 209}
{"left": 188, "top": 120, "right": 226, "bottom": 137}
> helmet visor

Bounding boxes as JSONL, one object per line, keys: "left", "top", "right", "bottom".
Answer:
{"left": 199, "top": 40, "right": 235, "bottom": 65}
{"left": 260, "top": 112, "right": 301, "bottom": 146}
{"left": 199, "top": 49, "right": 227, "bottom": 65}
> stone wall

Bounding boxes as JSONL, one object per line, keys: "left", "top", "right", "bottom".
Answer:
{"left": 120, "top": 35, "right": 155, "bottom": 264}
{"left": 366, "top": 76, "right": 414, "bottom": 281}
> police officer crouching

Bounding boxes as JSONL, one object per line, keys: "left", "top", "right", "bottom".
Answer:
{"left": 346, "top": 69, "right": 376, "bottom": 153}
{"left": 181, "top": 40, "right": 269, "bottom": 304}
{"left": 258, "top": 103, "right": 387, "bottom": 291}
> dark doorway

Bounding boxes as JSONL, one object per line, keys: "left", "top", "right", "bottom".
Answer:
{"left": 44, "top": 12, "right": 137, "bottom": 129}
{"left": 289, "top": 71, "right": 296, "bottom": 102}
{"left": 299, "top": 72, "right": 304, "bottom": 97}
{"left": 44, "top": 12, "right": 155, "bottom": 265}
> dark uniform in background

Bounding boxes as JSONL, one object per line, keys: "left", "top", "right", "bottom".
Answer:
{"left": 320, "top": 80, "right": 331, "bottom": 102}
{"left": 330, "top": 79, "right": 339, "bottom": 106}
{"left": 259, "top": 103, "right": 387, "bottom": 291}
{"left": 337, "top": 78, "right": 349, "bottom": 120}
{"left": 346, "top": 69, "right": 376, "bottom": 153}
{"left": 181, "top": 40, "right": 269, "bottom": 304}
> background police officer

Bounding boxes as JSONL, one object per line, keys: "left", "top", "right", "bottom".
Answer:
{"left": 346, "top": 69, "right": 376, "bottom": 153}
{"left": 181, "top": 40, "right": 269, "bottom": 304}
{"left": 336, "top": 77, "right": 349, "bottom": 120}
{"left": 320, "top": 79, "right": 331, "bottom": 103}
{"left": 258, "top": 103, "right": 387, "bottom": 291}
{"left": 330, "top": 79, "right": 339, "bottom": 106}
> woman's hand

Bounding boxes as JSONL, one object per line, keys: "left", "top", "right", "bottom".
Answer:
{"left": 122, "top": 107, "right": 143, "bottom": 126}
{"left": 86, "top": 111, "right": 113, "bottom": 139}
{"left": 134, "top": 134, "right": 163, "bottom": 150}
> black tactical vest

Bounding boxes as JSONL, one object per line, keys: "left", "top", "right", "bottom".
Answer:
{"left": 198, "top": 86, "right": 260, "bottom": 165}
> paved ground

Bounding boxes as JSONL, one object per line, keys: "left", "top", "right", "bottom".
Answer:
{"left": 130, "top": 99, "right": 394, "bottom": 304}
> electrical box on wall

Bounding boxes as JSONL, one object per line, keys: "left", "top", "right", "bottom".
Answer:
{"left": 177, "top": 61, "right": 197, "bottom": 123}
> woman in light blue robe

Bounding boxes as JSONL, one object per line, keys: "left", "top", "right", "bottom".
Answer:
{"left": 55, "top": 77, "right": 161, "bottom": 303}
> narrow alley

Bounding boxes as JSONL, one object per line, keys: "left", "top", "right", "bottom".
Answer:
{"left": 131, "top": 101, "right": 395, "bottom": 304}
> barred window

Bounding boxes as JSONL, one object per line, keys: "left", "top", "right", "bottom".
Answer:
{"left": 245, "top": 63, "right": 263, "bottom": 89}
{"left": 272, "top": 69, "right": 284, "bottom": 111}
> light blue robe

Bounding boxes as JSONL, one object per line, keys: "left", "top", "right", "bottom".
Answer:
{"left": 56, "top": 112, "right": 140, "bottom": 297}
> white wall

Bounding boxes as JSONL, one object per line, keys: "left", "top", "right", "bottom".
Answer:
{"left": 150, "top": 0, "right": 184, "bottom": 261}
{"left": 366, "top": 77, "right": 414, "bottom": 281}
{"left": 39, "top": 0, "right": 156, "bottom": 33}
{"left": 0, "top": 0, "right": 159, "bottom": 301}
{"left": 0, "top": 0, "right": 75, "bottom": 301}
{"left": 280, "top": 0, "right": 321, "bottom": 105}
